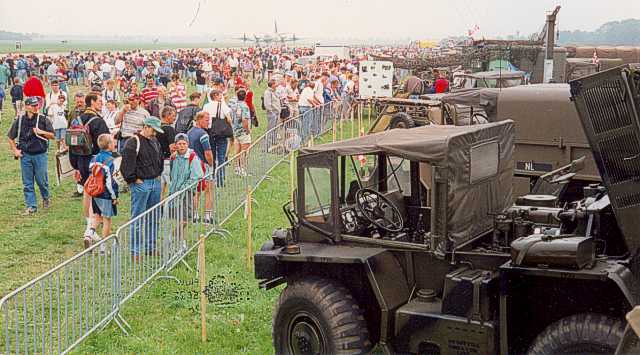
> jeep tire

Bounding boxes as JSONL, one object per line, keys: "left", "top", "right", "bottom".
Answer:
{"left": 527, "top": 313, "right": 625, "bottom": 355}
{"left": 273, "top": 277, "right": 371, "bottom": 355}
{"left": 389, "top": 113, "right": 416, "bottom": 130}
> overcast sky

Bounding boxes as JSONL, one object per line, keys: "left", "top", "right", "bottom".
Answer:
{"left": 1, "top": 0, "right": 638, "bottom": 40}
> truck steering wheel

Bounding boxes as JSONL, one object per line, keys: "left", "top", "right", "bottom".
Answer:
{"left": 355, "top": 188, "right": 404, "bottom": 233}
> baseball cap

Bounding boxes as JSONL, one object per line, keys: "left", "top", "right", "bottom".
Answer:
{"left": 174, "top": 133, "right": 189, "bottom": 144}
{"left": 143, "top": 116, "right": 164, "bottom": 133}
{"left": 128, "top": 93, "right": 140, "bottom": 100}
{"left": 25, "top": 96, "right": 39, "bottom": 106}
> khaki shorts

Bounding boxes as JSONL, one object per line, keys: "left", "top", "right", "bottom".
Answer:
{"left": 236, "top": 134, "right": 251, "bottom": 145}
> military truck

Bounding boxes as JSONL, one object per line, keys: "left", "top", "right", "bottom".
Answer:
{"left": 371, "top": 84, "right": 600, "bottom": 199}
{"left": 254, "top": 65, "right": 640, "bottom": 354}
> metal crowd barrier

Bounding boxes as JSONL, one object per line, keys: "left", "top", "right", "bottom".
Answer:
{"left": 0, "top": 99, "right": 348, "bottom": 354}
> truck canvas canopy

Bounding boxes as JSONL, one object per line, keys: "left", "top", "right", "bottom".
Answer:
{"left": 301, "top": 121, "right": 515, "bottom": 246}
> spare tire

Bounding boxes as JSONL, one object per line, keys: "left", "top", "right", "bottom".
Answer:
{"left": 389, "top": 113, "right": 416, "bottom": 130}
{"left": 527, "top": 313, "right": 625, "bottom": 355}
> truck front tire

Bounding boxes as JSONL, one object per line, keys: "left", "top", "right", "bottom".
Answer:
{"left": 527, "top": 313, "right": 625, "bottom": 355}
{"left": 273, "top": 277, "right": 372, "bottom": 355}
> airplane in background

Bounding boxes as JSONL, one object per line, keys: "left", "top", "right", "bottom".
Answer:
{"left": 233, "top": 20, "right": 303, "bottom": 46}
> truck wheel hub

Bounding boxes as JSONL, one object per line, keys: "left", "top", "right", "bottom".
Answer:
{"left": 290, "top": 315, "right": 323, "bottom": 355}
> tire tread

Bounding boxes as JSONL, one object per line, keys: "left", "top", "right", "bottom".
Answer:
{"left": 273, "top": 277, "right": 372, "bottom": 355}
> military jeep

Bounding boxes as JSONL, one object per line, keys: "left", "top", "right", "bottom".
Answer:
{"left": 255, "top": 66, "right": 640, "bottom": 355}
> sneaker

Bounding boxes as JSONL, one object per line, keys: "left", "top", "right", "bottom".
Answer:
{"left": 84, "top": 228, "right": 96, "bottom": 241}
{"left": 180, "top": 240, "right": 188, "bottom": 254}
{"left": 83, "top": 236, "right": 92, "bottom": 249}
{"left": 43, "top": 198, "right": 51, "bottom": 209}
{"left": 21, "top": 207, "right": 36, "bottom": 216}
{"left": 90, "top": 230, "right": 102, "bottom": 243}
{"left": 99, "top": 243, "right": 106, "bottom": 255}
{"left": 72, "top": 191, "right": 83, "bottom": 198}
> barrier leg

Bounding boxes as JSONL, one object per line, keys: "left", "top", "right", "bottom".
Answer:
{"left": 198, "top": 234, "right": 207, "bottom": 343}
{"left": 246, "top": 186, "right": 254, "bottom": 271}
{"left": 290, "top": 153, "right": 295, "bottom": 202}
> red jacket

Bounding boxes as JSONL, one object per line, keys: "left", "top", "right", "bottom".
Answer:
{"left": 23, "top": 77, "right": 46, "bottom": 98}
{"left": 245, "top": 90, "right": 255, "bottom": 113}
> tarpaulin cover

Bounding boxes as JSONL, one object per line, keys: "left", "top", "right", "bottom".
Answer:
{"left": 301, "top": 121, "right": 515, "bottom": 245}
{"left": 458, "top": 71, "right": 526, "bottom": 80}
{"left": 439, "top": 88, "right": 500, "bottom": 121}
{"left": 596, "top": 46, "right": 618, "bottom": 59}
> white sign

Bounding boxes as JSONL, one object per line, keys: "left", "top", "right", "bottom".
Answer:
{"left": 543, "top": 59, "right": 554, "bottom": 83}
{"left": 314, "top": 45, "right": 351, "bottom": 59}
{"left": 359, "top": 61, "right": 393, "bottom": 99}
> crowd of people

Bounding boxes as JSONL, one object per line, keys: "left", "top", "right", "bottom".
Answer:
{"left": 1, "top": 46, "right": 363, "bottom": 258}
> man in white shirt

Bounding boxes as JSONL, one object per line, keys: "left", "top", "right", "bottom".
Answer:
{"left": 114, "top": 57, "right": 126, "bottom": 76}
{"left": 102, "top": 99, "right": 119, "bottom": 134}
{"left": 202, "top": 89, "right": 233, "bottom": 176}
{"left": 100, "top": 60, "right": 113, "bottom": 81}
{"left": 115, "top": 93, "right": 150, "bottom": 152}
{"left": 102, "top": 80, "right": 120, "bottom": 104}
{"left": 298, "top": 81, "right": 318, "bottom": 142}
{"left": 314, "top": 73, "right": 329, "bottom": 105}
{"left": 46, "top": 80, "right": 67, "bottom": 110}
{"left": 203, "top": 90, "right": 231, "bottom": 124}
{"left": 228, "top": 55, "right": 239, "bottom": 74}
{"left": 48, "top": 94, "right": 68, "bottom": 152}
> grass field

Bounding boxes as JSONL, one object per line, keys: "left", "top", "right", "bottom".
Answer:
{"left": 0, "top": 76, "right": 366, "bottom": 353}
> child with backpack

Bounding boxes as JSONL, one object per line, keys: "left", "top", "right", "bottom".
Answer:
{"left": 84, "top": 133, "right": 119, "bottom": 250}
{"left": 168, "top": 133, "right": 204, "bottom": 253}
{"left": 10, "top": 78, "right": 24, "bottom": 119}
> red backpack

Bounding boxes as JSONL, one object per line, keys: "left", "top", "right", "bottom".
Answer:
{"left": 84, "top": 158, "right": 113, "bottom": 197}
{"left": 188, "top": 151, "right": 207, "bottom": 192}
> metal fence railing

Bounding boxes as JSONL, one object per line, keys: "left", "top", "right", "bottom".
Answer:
{"left": 0, "top": 99, "right": 348, "bottom": 354}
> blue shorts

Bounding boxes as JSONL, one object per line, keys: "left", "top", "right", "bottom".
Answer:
{"left": 92, "top": 198, "right": 117, "bottom": 218}
{"left": 55, "top": 128, "right": 67, "bottom": 140}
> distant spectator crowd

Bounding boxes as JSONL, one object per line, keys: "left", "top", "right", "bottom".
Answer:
{"left": 1, "top": 46, "right": 363, "bottom": 257}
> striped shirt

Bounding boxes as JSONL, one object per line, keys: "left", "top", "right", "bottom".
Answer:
{"left": 119, "top": 107, "right": 150, "bottom": 138}
{"left": 141, "top": 87, "right": 159, "bottom": 107}
{"left": 169, "top": 83, "right": 187, "bottom": 111}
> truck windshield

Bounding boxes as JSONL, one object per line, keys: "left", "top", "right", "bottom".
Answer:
{"left": 304, "top": 167, "right": 332, "bottom": 222}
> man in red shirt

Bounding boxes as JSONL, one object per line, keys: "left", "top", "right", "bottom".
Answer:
{"left": 168, "top": 74, "right": 187, "bottom": 112}
{"left": 23, "top": 73, "right": 46, "bottom": 110}
{"left": 434, "top": 73, "right": 450, "bottom": 94}
{"left": 140, "top": 75, "right": 159, "bottom": 110}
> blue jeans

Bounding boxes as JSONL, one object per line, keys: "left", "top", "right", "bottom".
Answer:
{"left": 267, "top": 112, "right": 278, "bottom": 132}
{"left": 20, "top": 152, "right": 50, "bottom": 209}
{"left": 299, "top": 106, "right": 312, "bottom": 143}
{"left": 129, "top": 178, "right": 161, "bottom": 256}
{"left": 212, "top": 136, "right": 228, "bottom": 186}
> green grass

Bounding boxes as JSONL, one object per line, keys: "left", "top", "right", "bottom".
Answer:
{"left": 0, "top": 75, "right": 367, "bottom": 353}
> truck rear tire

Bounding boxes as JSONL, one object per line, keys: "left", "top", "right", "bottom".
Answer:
{"left": 389, "top": 113, "right": 416, "bottom": 129}
{"left": 273, "top": 277, "right": 372, "bottom": 355}
{"left": 527, "top": 313, "right": 625, "bottom": 355}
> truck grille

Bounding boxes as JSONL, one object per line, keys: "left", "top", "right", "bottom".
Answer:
{"left": 598, "top": 132, "right": 640, "bottom": 185}
{"left": 583, "top": 81, "right": 633, "bottom": 134}
{"left": 570, "top": 65, "right": 640, "bottom": 253}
